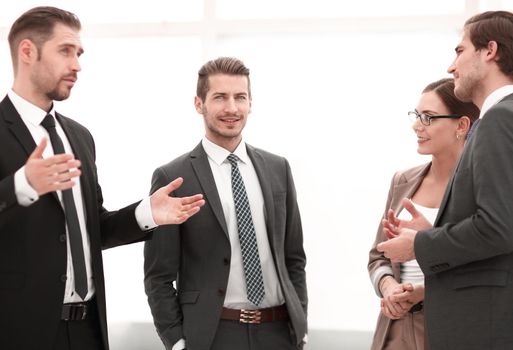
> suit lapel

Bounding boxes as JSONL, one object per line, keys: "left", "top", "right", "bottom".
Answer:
{"left": 391, "top": 163, "right": 431, "bottom": 213}
{"left": 190, "top": 143, "right": 229, "bottom": 236}
{"left": 0, "top": 96, "right": 61, "bottom": 203}
{"left": 56, "top": 113, "right": 93, "bottom": 193}
{"left": 55, "top": 113, "right": 95, "bottom": 228}
{"left": 246, "top": 145, "right": 276, "bottom": 251}
{"left": 0, "top": 96, "right": 37, "bottom": 156}
{"left": 434, "top": 93, "right": 513, "bottom": 225}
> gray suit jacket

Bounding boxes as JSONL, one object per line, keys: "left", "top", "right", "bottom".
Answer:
{"left": 144, "top": 142, "right": 307, "bottom": 350}
{"left": 415, "top": 93, "right": 513, "bottom": 350}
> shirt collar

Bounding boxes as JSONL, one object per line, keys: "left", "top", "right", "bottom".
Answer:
{"left": 8, "top": 89, "right": 56, "bottom": 126}
{"left": 481, "top": 85, "right": 513, "bottom": 118}
{"left": 202, "top": 137, "right": 250, "bottom": 166}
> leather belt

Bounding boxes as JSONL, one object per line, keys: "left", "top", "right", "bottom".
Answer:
{"left": 409, "top": 302, "right": 423, "bottom": 314}
{"left": 221, "top": 305, "right": 289, "bottom": 324}
{"left": 61, "top": 301, "right": 89, "bottom": 321}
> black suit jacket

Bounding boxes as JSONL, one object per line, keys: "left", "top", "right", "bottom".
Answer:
{"left": 144, "top": 142, "right": 307, "bottom": 350}
{"left": 415, "top": 93, "right": 513, "bottom": 349}
{"left": 0, "top": 95, "right": 149, "bottom": 350}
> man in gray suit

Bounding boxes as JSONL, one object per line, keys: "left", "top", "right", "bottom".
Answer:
{"left": 377, "top": 11, "right": 513, "bottom": 350}
{"left": 144, "top": 57, "right": 307, "bottom": 350}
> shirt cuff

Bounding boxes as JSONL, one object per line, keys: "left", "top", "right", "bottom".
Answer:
{"left": 14, "top": 166, "right": 39, "bottom": 206}
{"left": 135, "top": 196, "right": 157, "bottom": 231}
{"left": 172, "top": 338, "right": 186, "bottom": 350}
{"left": 303, "top": 333, "right": 308, "bottom": 343}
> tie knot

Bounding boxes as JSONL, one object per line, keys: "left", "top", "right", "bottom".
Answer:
{"left": 41, "top": 114, "right": 56, "bottom": 130}
{"left": 227, "top": 154, "right": 239, "bottom": 167}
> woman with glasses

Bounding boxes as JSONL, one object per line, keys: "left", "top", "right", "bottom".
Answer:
{"left": 367, "top": 78, "right": 479, "bottom": 350}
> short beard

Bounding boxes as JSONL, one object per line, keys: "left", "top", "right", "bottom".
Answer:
{"left": 46, "top": 88, "right": 70, "bottom": 102}
{"left": 454, "top": 86, "right": 473, "bottom": 102}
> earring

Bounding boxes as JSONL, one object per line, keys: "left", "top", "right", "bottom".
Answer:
{"left": 456, "top": 134, "right": 461, "bottom": 140}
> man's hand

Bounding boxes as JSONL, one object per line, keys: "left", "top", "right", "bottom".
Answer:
{"left": 377, "top": 228, "right": 417, "bottom": 262}
{"left": 25, "top": 138, "right": 82, "bottom": 196}
{"left": 150, "top": 177, "right": 205, "bottom": 225}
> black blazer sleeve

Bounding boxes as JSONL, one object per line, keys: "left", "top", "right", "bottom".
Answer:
{"left": 144, "top": 166, "right": 183, "bottom": 348}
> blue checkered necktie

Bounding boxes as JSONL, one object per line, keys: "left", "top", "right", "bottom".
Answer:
{"left": 227, "top": 154, "right": 265, "bottom": 306}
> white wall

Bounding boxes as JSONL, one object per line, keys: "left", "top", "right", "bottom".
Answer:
{"left": 1, "top": 0, "right": 510, "bottom": 333}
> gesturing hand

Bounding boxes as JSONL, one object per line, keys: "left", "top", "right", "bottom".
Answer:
{"left": 150, "top": 177, "right": 205, "bottom": 225}
{"left": 383, "top": 198, "right": 432, "bottom": 239}
{"left": 377, "top": 228, "right": 417, "bottom": 263}
{"left": 25, "top": 138, "right": 82, "bottom": 196}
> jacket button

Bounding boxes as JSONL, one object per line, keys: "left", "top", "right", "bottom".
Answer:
{"left": 59, "top": 234, "right": 66, "bottom": 242}
{"left": 223, "top": 258, "right": 230, "bottom": 266}
{"left": 60, "top": 275, "right": 67, "bottom": 282}
{"left": 218, "top": 289, "right": 225, "bottom": 296}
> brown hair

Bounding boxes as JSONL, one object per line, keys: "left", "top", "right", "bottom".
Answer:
{"left": 464, "top": 11, "right": 513, "bottom": 79}
{"left": 8, "top": 6, "right": 81, "bottom": 72}
{"left": 423, "top": 78, "right": 480, "bottom": 123}
{"left": 196, "top": 57, "right": 251, "bottom": 101}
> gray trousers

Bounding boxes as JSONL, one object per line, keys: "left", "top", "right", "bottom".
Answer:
{"left": 210, "top": 319, "right": 299, "bottom": 350}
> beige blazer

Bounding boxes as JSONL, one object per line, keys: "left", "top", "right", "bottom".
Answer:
{"left": 367, "top": 162, "right": 430, "bottom": 350}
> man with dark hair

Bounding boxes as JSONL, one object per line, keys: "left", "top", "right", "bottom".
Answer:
{"left": 144, "top": 57, "right": 308, "bottom": 350}
{"left": 0, "top": 6, "right": 204, "bottom": 350}
{"left": 377, "top": 11, "right": 513, "bottom": 350}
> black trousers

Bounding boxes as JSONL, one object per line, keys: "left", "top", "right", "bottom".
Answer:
{"left": 52, "top": 299, "right": 104, "bottom": 350}
{"left": 210, "top": 319, "right": 298, "bottom": 350}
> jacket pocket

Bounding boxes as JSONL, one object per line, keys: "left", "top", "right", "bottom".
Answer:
{"left": 452, "top": 268, "right": 508, "bottom": 289}
{"left": 178, "top": 291, "right": 200, "bottom": 304}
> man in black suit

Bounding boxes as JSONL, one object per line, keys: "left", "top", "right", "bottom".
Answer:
{"left": 144, "top": 57, "right": 308, "bottom": 350}
{"left": 0, "top": 6, "right": 205, "bottom": 350}
{"left": 377, "top": 11, "right": 513, "bottom": 350}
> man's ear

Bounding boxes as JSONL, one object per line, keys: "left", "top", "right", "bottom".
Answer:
{"left": 194, "top": 96, "right": 203, "bottom": 114}
{"left": 485, "top": 40, "right": 499, "bottom": 62}
{"left": 18, "top": 39, "right": 37, "bottom": 65}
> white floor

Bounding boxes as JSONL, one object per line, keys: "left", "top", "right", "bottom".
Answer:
{"left": 109, "top": 322, "right": 373, "bottom": 350}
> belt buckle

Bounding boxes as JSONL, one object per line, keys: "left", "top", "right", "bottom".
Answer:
{"left": 63, "top": 303, "right": 88, "bottom": 321}
{"left": 239, "top": 309, "right": 261, "bottom": 324}
{"left": 78, "top": 304, "right": 88, "bottom": 320}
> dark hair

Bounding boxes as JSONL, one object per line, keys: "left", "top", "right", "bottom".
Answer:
{"left": 8, "top": 6, "right": 81, "bottom": 72}
{"left": 423, "top": 78, "right": 480, "bottom": 124}
{"left": 464, "top": 11, "right": 513, "bottom": 79}
{"left": 196, "top": 57, "right": 251, "bottom": 101}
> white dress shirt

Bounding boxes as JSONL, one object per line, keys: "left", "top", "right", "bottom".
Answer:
{"left": 9, "top": 90, "right": 156, "bottom": 303}
{"left": 202, "top": 137, "right": 285, "bottom": 309}
{"left": 480, "top": 85, "right": 513, "bottom": 117}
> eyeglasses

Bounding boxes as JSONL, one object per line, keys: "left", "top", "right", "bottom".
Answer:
{"left": 408, "top": 111, "right": 462, "bottom": 126}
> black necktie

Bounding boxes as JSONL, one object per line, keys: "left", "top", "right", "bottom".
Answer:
{"left": 41, "top": 114, "right": 88, "bottom": 300}
{"left": 227, "top": 154, "right": 265, "bottom": 306}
